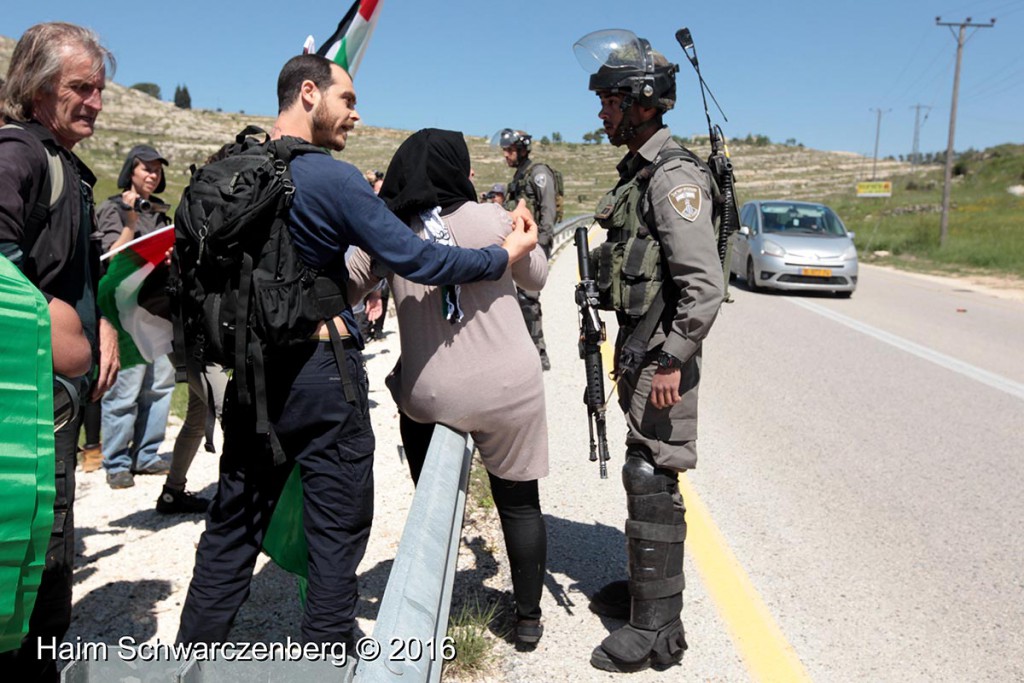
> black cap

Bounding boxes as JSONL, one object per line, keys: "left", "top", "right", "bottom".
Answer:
{"left": 117, "top": 144, "right": 169, "bottom": 192}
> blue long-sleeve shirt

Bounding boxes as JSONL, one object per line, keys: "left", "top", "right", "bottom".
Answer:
{"left": 288, "top": 153, "right": 508, "bottom": 287}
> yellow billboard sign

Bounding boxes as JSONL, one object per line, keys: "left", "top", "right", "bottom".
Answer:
{"left": 856, "top": 181, "right": 892, "bottom": 197}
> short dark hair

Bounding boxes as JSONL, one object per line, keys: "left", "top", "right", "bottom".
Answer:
{"left": 277, "top": 54, "right": 336, "bottom": 113}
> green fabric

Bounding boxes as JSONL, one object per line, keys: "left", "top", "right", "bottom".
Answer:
{"left": 261, "top": 464, "right": 309, "bottom": 602}
{"left": 0, "top": 257, "right": 56, "bottom": 653}
{"left": 96, "top": 248, "right": 146, "bottom": 368}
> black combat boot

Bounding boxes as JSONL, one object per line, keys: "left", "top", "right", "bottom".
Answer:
{"left": 591, "top": 453, "right": 687, "bottom": 672}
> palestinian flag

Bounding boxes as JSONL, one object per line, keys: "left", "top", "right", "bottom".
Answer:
{"left": 97, "top": 226, "right": 176, "bottom": 367}
{"left": 316, "top": 0, "right": 384, "bottom": 77}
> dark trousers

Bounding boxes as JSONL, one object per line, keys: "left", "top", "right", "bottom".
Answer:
{"left": 400, "top": 414, "right": 545, "bottom": 620}
{"left": 177, "top": 342, "right": 374, "bottom": 646}
{"left": 0, "top": 413, "right": 79, "bottom": 683}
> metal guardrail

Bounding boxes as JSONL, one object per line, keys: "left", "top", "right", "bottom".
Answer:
{"left": 354, "top": 426, "right": 474, "bottom": 682}
{"left": 551, "top": 214, "right": 596, "bottom": 256}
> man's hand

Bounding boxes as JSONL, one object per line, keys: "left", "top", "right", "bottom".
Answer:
{"left": 91, "top": 317, "right": 121, "bottom": 400}
{"left": 650, "top": 367, "right": 682, "bottom": 410}
{"left": 365, "top": 290, "right": 383, "bottom": 322}
{"left": 501, "top": 199, "right": 538, "bottom": 264}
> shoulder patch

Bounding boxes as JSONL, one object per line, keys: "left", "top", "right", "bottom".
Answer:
{"left": 533, "top": 172, "right": 548, "bottom": 189}
{"left": 668, "top": 184, "right": 702, "bottom": 222}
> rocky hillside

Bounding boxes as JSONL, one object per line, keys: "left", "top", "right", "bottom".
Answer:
{"left": 2, "top": 35, "right": 918, "bottom": 214}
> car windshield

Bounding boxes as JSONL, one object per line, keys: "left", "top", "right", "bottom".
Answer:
{"left": 759, "top": 202, "right": 847, "bottom": 236}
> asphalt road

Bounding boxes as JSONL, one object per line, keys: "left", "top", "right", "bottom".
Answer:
{"left": 519, "top": 243, "right": 1024, "bottom": 682}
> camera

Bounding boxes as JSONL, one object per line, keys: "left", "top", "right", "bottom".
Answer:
{"left": 119, "top": 197, "right": 152, "bottom": 213}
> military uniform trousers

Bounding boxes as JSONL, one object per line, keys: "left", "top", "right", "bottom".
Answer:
{"left": 615, "top": 338, "right": 701, "bottom": 471}
{"left": 517, "top": 287, "right": 548, "bottom": 360}
{"left": 177, "top": 340, "right": 374, "bottom": 647}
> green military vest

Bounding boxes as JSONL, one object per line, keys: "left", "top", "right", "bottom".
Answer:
{"left": 591, "top": 147, "right": 715, "bottom": 319}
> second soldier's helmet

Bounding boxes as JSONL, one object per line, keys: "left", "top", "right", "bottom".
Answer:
{"left": 490, "top": 128, "right": 532, "bottom": 153}
{"left": 573, "top": 29, "right": 678, "bottom": 111}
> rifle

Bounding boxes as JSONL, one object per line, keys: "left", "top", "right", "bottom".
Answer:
{"left": 675, "top": 28, "right": 741, "bottom": 293}
{"left": 574, "top": 224, "right": 611, "bottom": 479}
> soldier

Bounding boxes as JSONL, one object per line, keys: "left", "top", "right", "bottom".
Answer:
{"left": 493, "top": 128, "right": 558, "bottom": 371}
{"left": 573, "top": 29, "right": 725, "bottom": 673}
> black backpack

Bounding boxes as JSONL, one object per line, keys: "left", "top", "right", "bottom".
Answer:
{"left": 169, "top": 126, "right": 352, "bottom": 463}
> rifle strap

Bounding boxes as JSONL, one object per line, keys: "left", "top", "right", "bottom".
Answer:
{"left": 617, "top": 287, "right": 668, "bottom": 376}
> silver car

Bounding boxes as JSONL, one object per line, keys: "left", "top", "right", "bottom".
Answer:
{"left": 729, "top": 200, "right": 858, "bottom": 297}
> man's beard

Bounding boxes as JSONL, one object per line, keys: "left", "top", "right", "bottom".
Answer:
{"left": 312, "top": 101, "right": 344, "bottom": 151}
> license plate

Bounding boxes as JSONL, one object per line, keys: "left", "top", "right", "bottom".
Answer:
{"left": 801, "top": 268, "right": 832, "bottom": 277}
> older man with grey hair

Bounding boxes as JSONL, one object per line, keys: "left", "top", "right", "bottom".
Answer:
{"left": 0, "top": 22, "right": 119, "bottom": 681}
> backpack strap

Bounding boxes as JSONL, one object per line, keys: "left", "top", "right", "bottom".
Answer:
{"left": 1, "top": 123, "right": 65, "bottom": 256}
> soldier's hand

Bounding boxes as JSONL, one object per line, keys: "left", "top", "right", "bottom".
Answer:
{"left": 650, "top": 368, "right": 682, "bottom": 409}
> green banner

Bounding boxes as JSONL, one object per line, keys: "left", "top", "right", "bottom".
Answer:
{"left": 0, "top": 257, "right": 55, "bottom": 652}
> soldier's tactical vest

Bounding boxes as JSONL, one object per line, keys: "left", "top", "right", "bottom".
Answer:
{"left": 592, "top": 147, "right": 709, "bottom": 318}
{"left": 503, "top": 159, "right": 565, "bottom": 227}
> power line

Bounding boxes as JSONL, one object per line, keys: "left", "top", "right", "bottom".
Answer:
{"left": 935, "top": 15, "right": 996, "bottom": 248}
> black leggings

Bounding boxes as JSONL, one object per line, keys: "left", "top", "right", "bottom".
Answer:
{"left": 400, "top": 413, "right": 546, "bottom": 620}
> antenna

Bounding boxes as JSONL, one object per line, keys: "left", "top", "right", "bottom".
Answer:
{"left": 674, "top": 28, "right": 728, "bottom": 125}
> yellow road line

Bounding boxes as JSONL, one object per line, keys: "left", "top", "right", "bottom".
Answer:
{"left": 679, "top": 475, "right": 812, "bottom": 682}
{"left": 582, "top": 225, "right": 809, "bottom": 681}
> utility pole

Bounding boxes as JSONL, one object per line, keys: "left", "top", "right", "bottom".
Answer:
{"left": 909, "top": 104, "right": 932, "bottom": 165}
{"left": 936, "top": 16, "right": 995, "bottom": 247}
{"left": 869, "top": 107, "right": 891, "bottom": 180}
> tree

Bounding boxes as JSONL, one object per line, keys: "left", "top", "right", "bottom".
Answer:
{"left": 551, "top": 132, "right": 563, "bottom": 143}
{"left": 582, "top": 128, "right": 604, "bottom": 144}
{"left": 131, "top": 82, "right": 161, "bottom": 99}
{"left": 540, "top": 136, "right": 550, "bottom": 146}
{"left": 174, "top": 84, "right": 192, "bottom": 110}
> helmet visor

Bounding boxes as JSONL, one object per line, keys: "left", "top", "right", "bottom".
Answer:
{"left": 573, "top": 29, "right": 652, "bottom": 79}
{"left": 490, "top": 128, "right": 519, "bottom": 148}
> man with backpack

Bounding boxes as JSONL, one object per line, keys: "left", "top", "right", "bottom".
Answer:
{"left": 175, "top": 53, "right": 537, "bottom": 650}
{"left": 494, "top": 128, "right": 561, "bottom": 370}
{"left": 0, "top": 22, "right": 120, "bottom": 682}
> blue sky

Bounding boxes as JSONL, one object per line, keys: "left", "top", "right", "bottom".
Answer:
{"left": 6, "top": 1, "right": 1022, "bottom": 158}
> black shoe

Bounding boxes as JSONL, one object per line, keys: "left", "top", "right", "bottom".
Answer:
{"left": 589, "top": 580, "right": 630, "bottom": 620}
{"left": 132, "top": 458, "right": 171, "bottom": 475}
{"left": 590, "top": 620, "right": 686, "bottom": 673}
{"left": 515, "top": 618, "right": 543, "bottom": 646}
{"left": 106, "top": 471, "right": 135, "bottom": 489}
{"left": 156, "top": 486, "right": 211, "bottom": 514}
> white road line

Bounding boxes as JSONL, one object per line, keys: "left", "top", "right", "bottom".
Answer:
{"left": 788, "top": 298, "right": 1024, "bottom": 402}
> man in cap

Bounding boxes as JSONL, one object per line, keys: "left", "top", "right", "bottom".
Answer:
{"left": 573, "top": 28, "right": 725, "bottom": 673}
{"left": 0, "top": 21, "right": 119, "bottom": 681}
{"left": 485, "top": 182, "right": 506, "bottom": 204}
{"left": 493, "top": 128, "right": 559, "bottom": 370}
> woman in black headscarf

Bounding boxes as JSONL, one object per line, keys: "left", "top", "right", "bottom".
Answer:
{"left": 350, "top": 128, "right": 550, "bottom": 645}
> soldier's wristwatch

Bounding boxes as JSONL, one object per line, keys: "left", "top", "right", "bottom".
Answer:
{"left": 656, "top": 351, "right": 681, "bottom": 370}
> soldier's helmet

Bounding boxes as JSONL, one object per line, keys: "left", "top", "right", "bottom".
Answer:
{"left": 573, "top": 29, "right": 678, "bottom": 111}
{"left": 490, "top": 128, "right": 532, "bottom": 153}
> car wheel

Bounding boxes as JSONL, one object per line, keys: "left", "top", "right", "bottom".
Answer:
{"left": 746, "top": 258, "right": 759, "bottom": 291}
